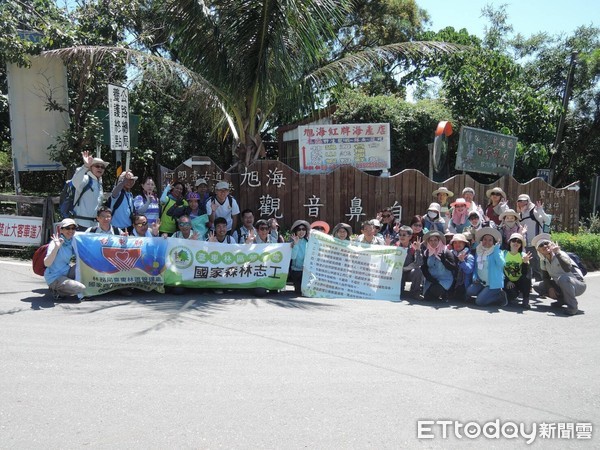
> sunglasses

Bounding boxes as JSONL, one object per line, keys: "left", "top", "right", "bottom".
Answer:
{"left": 313, "top": 227, "right": 325, "bottom": 231}
{"left": 178, "top": 222, "right": 191, "bottom": 227}
{"left": 92, "top": 165, "right": 105, "bottom": 169}
{"left": 135, "top": 222, "right": 148, "bottom": 227}
{"left": 398, "top": 233, "right": 410, "bottom": 237}
{"left": 510, "top": 238, "right": 521, "bottom": 243}
{"left": 61, "top": 226, "right": 77, "bottom": 230}
{"left": 490, "top": 193, "right": 502, "bottom": 196}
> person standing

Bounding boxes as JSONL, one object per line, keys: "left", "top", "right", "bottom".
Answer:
{"left": 518, "top": 194, "right": 551, "bottom": 281}
{"left": 109, "top": 170, "right": 137, "bottom": 232}
{"left": 207, "top": 181, "right": 240, "bottom": 234}
{"left": 134, "top": 177, "right": 160, "bottom": 225}
{"left": 71, "top": 151, "right": 108, "bottom": 230}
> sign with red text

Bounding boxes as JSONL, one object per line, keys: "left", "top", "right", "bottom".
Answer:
{"left": 0, "top": 215, "right": 43, "bottom": 246}
{"left": 298, "top": 123, "right": 390, "bottom": 174}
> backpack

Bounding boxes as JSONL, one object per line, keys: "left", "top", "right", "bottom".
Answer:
{"left": 209, "top": 194, "right": 233, "bottom": 209}
{"left": 59, "top": 178, "right": 93, "bottom": 219}
{"left": 567, "top": 252, "right": 587, "bottom": 277}
{"left": 32, "top": 244, "right": 49, "bottom": 276}
{"left": 521, "top": 209, "right": 551, "bottom": 234}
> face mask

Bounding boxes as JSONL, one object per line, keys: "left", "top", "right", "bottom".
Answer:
{"left": 504, "top": 219, "right": 516, "bottom": 227}
{"left": 427, "top": 211, "right": 438, "bottom": 220}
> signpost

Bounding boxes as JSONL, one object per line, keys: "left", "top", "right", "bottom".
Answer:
{"left": 107, "top": 84, "right": 130, "bottom": 171}
{"left": 455, "top": 126, "right": 517, "bottom": 176}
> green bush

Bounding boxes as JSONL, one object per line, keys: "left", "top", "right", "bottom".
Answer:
{"left": 552, "top": 232, "right": 600, "bottom": 271}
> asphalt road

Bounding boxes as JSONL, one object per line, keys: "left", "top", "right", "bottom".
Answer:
{"left": 1, "top": 256, "right": 599, "bottom": 449}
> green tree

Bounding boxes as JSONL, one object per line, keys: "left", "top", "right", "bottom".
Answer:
{"left": 44, "top": 0, "right": 462, "bottom": 172}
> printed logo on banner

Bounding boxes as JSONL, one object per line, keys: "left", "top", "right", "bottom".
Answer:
{"left": 169, "top": 246, "right": 194, "bottom": 269}
{"left": 101, "top": 247, "right": 142, "bottom": 272}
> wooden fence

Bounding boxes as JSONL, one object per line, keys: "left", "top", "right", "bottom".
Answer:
{"left": 163, "top": 157, "right": 580, "bottom": 234}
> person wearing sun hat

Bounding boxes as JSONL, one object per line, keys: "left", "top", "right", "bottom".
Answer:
{"left": 503, "top": 232, "right": 533, "bottom": 309}
{"left": 484, "top": 187, "right": 509, "bottom": 226}
{"left": 289, "top": 219, "right": 311, "bottom": 294}
{"left": 71, "top": 151, "right": 109, "bottom": 230}
{"left": 332, "top": 222, "right": 353, "bottom": 240}
{"left": 424, "top": 202, "right": 446, "bottom": 234}
{"left": 449, "top": 233, "right": 474, "bottom": 301}
{"left": 432, "top": 186, "right": 454, "bottom": 216}
{"left": 420, "top": 230, "right": 457, "bottom": 301}
{"left": 447, "top": 197, "right": 471, "bottom": 234}
{"left": 498, "top": 208, "right": 525, "bottom": 249}
{"left": 517, "top": 193, "right": 551, "bottom": 281}
{"left": 43, "top": 218, "right": 86, "bottom": 299}
{"left": 310, "top": 220, "right": 330, "bottom": 234}
{"left": 532, "top": 233, "right": 586, "bottom": 316}
{"left": 461, "top": 187, "right": 482, "bottom": 213}
{"left": 466, "top": 227, "right": 508, "bottom": 306}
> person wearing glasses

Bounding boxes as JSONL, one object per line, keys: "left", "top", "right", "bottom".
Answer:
{"left": 517, "top": 193, "right": 551, "bottom": 281}
{"left": 503, "top": 233, "right": 533, "bottom": 309}
{"left": 248, "top": 219, "right": 278, "bottom": 244}
{"left": 289, "top": 219, "right": 310, "bottom": 295}
{"left": 532, "top": 233, "right": 586, "bottom": 316}
{"left": 85, "top": 206, "right": 125, "bottom": 235}
{"left": 484, "top": 187, "right": 509, "bottom": 226}
{"left": 395, "top": 225, "right": 423, "bottom": 300}
{"left": 131, "top": 214, "right": 161, "bottom": 237}
{"left": 71, "top": 151, "right": 108, "bottom": 230}
{"left": 44, "top": 218, "right": 86, "bottom": 299}
{"left": 378, "top": 207, "right": 399, "bottom": 243}
{"left": 172, "top": 215, "right": 200, "bottom": 240}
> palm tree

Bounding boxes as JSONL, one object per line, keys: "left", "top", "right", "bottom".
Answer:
{"left": 45, "top": 0, "right": 463, "bottom": 171}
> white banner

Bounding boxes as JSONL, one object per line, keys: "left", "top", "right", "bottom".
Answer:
{"left": 298, "top": 123, "right": 390, "bottom": 174}
{"left": 301, "top": 231, "right": 406, "bottom": 301}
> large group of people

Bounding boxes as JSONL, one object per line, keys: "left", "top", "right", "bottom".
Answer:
{"left": 43, "top": 153, "right": 586, "bottom": 315}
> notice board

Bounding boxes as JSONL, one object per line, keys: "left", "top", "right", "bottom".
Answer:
{"left": 455, "top": 126, "right": 517, "bottom": 176}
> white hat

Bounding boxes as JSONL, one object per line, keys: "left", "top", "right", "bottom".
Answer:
{"left": 195, "top": 178, "right": 208, "bottom": 186}
{"left": 59, "top": 218, "right": 77, "bottom": 228}
{"left": 517, "top": 194, "right": 531, "bottom": 202}
{"left": 532, "top": 233, "right": 553, "bottom": 248}
{"left": 462, "top": 187, "right": 475, "bottom": 195}
{"left": 486, "top": 187, "right": 507, "bottom": 199}
{"left": 427, "top": 202, "right": 441, "bottom": 213}
{"left": 475, "top": 227, "right": 502, "bottom": 243}
{"left": 499, "top": 209, "right": 519, "bottom": 221}
{"left": 215, "top": 181, "right": 230, "bottom": 190}
{"left": 368, "top": 219, "right": 382, "bottom": 228}
{"left": 432, "top": 187, "right": 454, "bottom": 197}
{"left": 508, "top": 233, "right": 526, "bottom": 249}
{"left": 450, "top": 233, "right": 469, "bottom": 244}
{"left": 90, "top": 157, "right": 109, "bottom": 168}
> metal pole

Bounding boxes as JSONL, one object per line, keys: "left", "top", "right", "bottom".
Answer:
{"left": 550, "top": 51, "right": 578, "bottom": 170}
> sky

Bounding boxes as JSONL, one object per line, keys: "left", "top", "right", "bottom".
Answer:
{"left": 419, "top": 0, "right": 597, "bottom": 39}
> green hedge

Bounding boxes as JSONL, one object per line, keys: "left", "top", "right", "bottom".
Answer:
{"left": 552, "top": 232, "right": 600, "bottom": 271}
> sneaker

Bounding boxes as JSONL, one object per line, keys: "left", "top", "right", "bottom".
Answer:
{"left": 550, "top": 301, "right": 565, "bottom": 308}
{"left": 565, "top": 307, "right": 579, "bottom": 316}
{"left": 522, "top": 303, "right": 531, "bottom": 310}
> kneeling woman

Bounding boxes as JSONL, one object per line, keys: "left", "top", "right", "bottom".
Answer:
{"left": 421, "top": 230, "right": 457, "bottom": 301}
{"left": 467, "top": 227, "right": 508, "bottom": 306}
